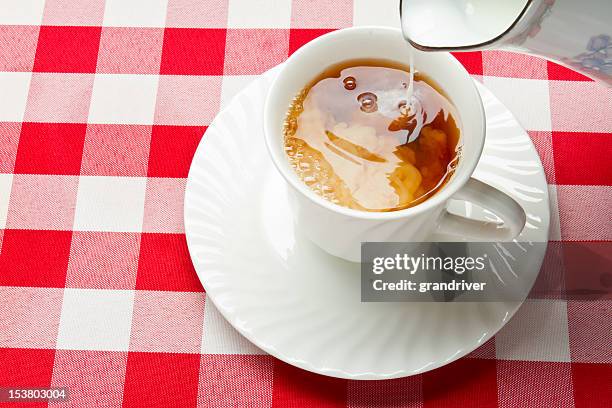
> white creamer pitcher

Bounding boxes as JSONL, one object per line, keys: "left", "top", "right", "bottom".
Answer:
{"left": 400, "top": 0, "right": 612, "bottom": 84}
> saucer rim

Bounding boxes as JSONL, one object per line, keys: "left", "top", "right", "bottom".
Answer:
{"left": 184, "top": 65, "right": 550, "bottom": 380}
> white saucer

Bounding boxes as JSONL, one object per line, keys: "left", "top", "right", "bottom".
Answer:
{"left": 184, "top": 65, "right": 550, "bottom": 380}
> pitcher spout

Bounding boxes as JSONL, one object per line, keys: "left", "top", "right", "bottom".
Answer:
{"left": 400, "top": 0, "right": 612, "bottom": 85}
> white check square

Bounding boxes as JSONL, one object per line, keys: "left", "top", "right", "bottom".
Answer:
{"left": 0, "top": 174, "right": 12, "bottom": 229}
{"left": 103, "top": 0, "right": 169, "bottom": 27}
{"left": 483, "top": 77, "right": 552, "bottom": 131}
{"left": 74, "top": 176, "right": 147, "bottom": 232}
{"left": 201, "top": 300, "right": 263, "bottom": 355}
{"left": 0, "top": 72, "right": 31, "bottom": 122}
{"left": 227, "top": 0, "right": 291, "bottom": 28}
{"left": 57, "top": 289, "right": 135, "bottom": 351}
{"left": 548, "top": 185, "right": 561, "bottom": 241}
{"left": 0, "top": 0, "right": 45, "bottom": 25}
{"left": 220, "top": 75, "right": 256, "bottom": 108}
{"left": 495, "top": 299, "right": 571, "bottom": 362}
{"left": 88, "top": 74, "right": 159, "bottom": 125}
{"left": 353, "top": 0, "right": 401, "bottom": 28}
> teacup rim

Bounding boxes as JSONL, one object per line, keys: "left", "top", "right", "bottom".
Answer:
{"left": 263, "top": 26, "right": 485, "bottom": 221}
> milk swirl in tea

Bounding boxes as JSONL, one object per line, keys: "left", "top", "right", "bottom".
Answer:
{"left": 284, "top": 59, "right": 461, "bottom": 212}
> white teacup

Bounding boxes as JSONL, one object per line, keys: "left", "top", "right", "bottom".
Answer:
{"left": 264, "top": 26, "right": 526, "bottom": 262}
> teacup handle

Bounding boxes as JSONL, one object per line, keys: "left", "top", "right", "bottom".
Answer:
{"left": 432, "top": 178, "right": 526, "bottom": 241}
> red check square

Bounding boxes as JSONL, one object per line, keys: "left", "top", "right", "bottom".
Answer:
{"left": 33, "top": 26, "right": 101, "bottom": 73}
{"left": 0, "top": 349, "right": 56, "bottom": 408}
{"left": 160, "top": 28, "right": 227, "bottom": 75}
{"left": 147, "top": 125, "right": 205, "bottom": 178}
{"left": 136, "top": 233, "right": 203, "bottom": 292}
{"left": 572, "top": 363, "right": 612, "bottom": 407}
{"left": 421, "top": 358, "right": 498, "bottom": 407}
{"left": 547, "top": 60, "right": 592, "bottom": 82}
{"left": 563, "top": 242, "right": 612, "bottom": 303}
{"left": 289, "top": 28, "right": 335, "bottom": 55}
{"left": 0, "top": 25, "right": 39, "bottom": 72}
{"left": 0, "top": 348, "right": 55, "bottom": 389}
{"left": 552, "top": 131, "right": 612, "bottom": 185}
{"left": 14, "top": 122, "right": 87, "bottom": 175}
{"left": 122, "top": 352, "right": 200, "bottom": 408}
{"left": 272, "top": 360, "right": 348, "bottom": 407}
{"left": 452, "top": 51, "right": 484, "bottom": 76}
{"left": 0, "top": 229, "right": 72, "bottom": 288}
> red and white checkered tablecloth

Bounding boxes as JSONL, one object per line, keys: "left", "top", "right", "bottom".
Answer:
{"left": 0, "top": 0, "right": 610, "bottom": 407}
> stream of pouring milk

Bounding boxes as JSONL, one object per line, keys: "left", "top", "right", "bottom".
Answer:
{"left": 407, "top": 50, "right": 414, "bottom": 97}
{"left": 403, "top": 49, "right": 425, "bottom": 144}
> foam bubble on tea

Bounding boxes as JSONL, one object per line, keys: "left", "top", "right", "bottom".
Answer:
{"left": 284, "top": 59, "right": 461, "bottom": 212}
